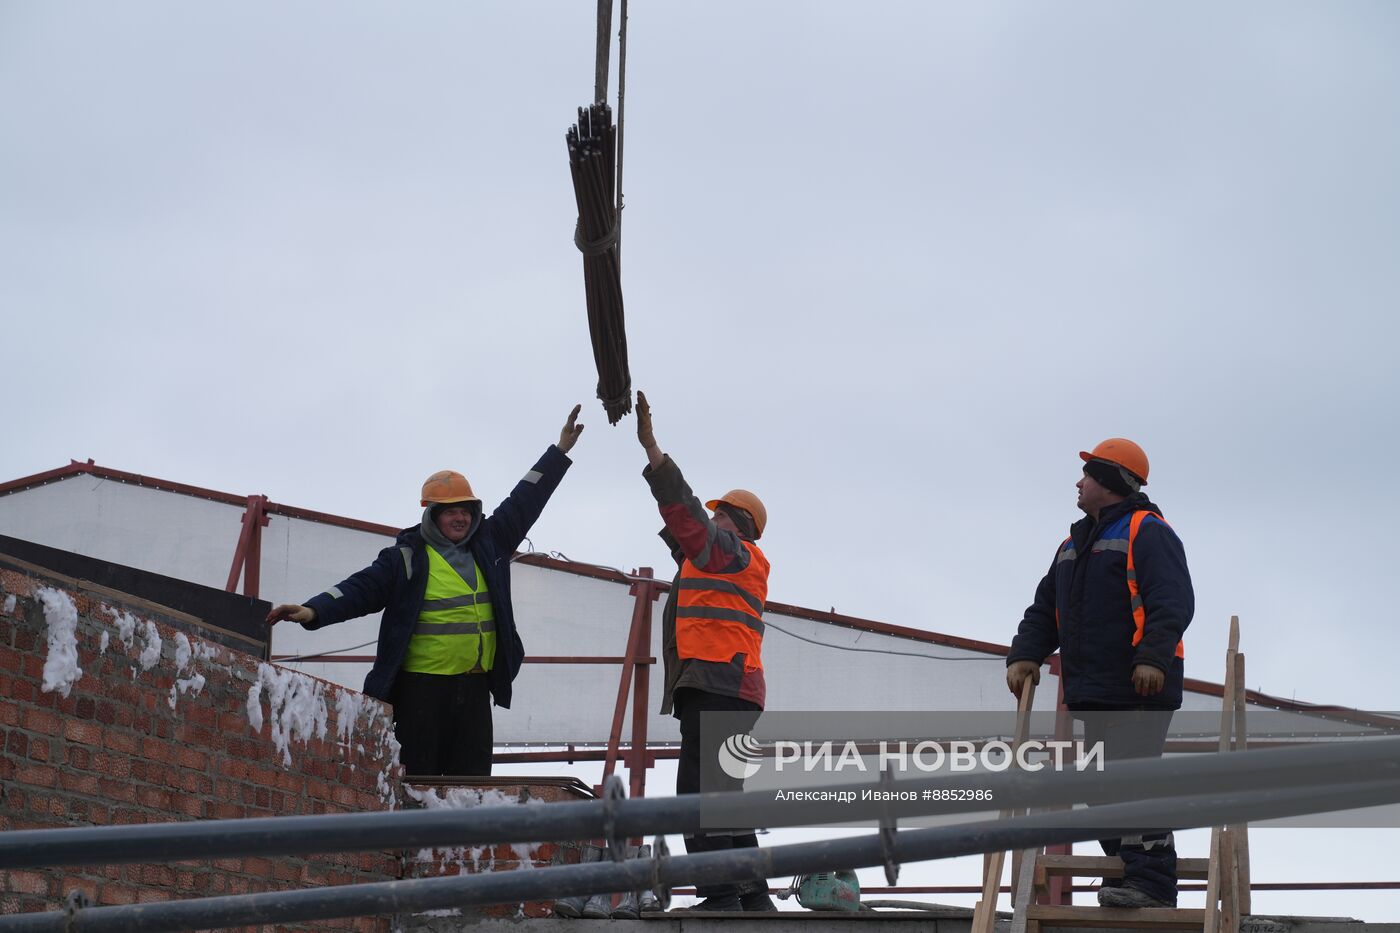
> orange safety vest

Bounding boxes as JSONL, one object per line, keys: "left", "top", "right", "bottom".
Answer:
{"left": 1127, "top": 510, "right": 1186, "bottom": 659}
{"left": 676, "top": 540, "right": 770, "bottom": 669}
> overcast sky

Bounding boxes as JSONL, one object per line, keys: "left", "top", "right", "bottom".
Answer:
{"left": 2, "top": 1, "right": 1398, "bottom": 914}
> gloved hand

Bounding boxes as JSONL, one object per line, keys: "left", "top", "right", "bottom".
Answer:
{"left": 1132, "top": 663, "right": 1165, "bottom": 696}
{"left": 636, "top": 390, "right": 656, "bottom": 449}
{"left": 1006, "top": 660, "right": 1041, "bottom": 697}
{"left": 266, "top": 604, "right": 316, "bottom": 626}
{"left": 558, "top": 403, "right": 585, "bottom": 453}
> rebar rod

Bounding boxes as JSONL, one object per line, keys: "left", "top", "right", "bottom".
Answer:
{"left": 2, "top": 779, "right": 1397, "bottom": 933}
{"left": 2, "top": 736, "right": 1398, "bottom": 871}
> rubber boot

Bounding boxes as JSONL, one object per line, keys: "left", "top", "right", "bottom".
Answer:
{"left": 581, "top": 842, "right": 619, "bottom": 920}
{"left": 552, "top": 844, "right": 602, "bottom": 918}
{"left": 612, "top": 844, "right": 664, "bottom": 918}
{"left": 637, "top": 845, "right": 662, "bottom": 913}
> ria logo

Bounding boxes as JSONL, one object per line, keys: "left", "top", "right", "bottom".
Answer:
{"left": 717, "top": 733, "right": 764, "bottom": 780}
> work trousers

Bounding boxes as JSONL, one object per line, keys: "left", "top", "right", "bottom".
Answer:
{"left": 389, "top": 670, "right": 493, "bottom": 777}
{"left": 1079, "top": 708, "right": 1178, "bottom": 905}
{"left": 674, "top": 687, "right": 763, "bottom": 899}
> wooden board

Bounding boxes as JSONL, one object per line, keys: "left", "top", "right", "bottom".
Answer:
{"left": 1034, "top": 855, "right": 1211, "bottom": 880}
{"left": 1026, "top": 904, "right": 1207, "bottom": 929}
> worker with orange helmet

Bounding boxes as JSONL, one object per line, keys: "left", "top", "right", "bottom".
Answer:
{"left": 266, "top": 405, "right": 585, "bottom": 777}
{"left": 634, "top": 391, "right": 774, "bottom": 913}
{"left": 1006, "top": 438, "right": 1194, "bottom": 909}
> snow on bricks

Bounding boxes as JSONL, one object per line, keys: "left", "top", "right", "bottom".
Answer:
{"left": 399, "top": 783, "right": 578, "bottom": 923}
{"left": 0, "top": 566, "right": 400, "bottom": 928}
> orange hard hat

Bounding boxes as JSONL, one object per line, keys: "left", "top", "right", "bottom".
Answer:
{"left": 420, "top": 470, "right": 479, "bottom": 507}
{"left": 705, "top": 489, "right": 767, "bottom": 539}
{"left": 1079, "top": 438, "right": 1149, "bottom": 484}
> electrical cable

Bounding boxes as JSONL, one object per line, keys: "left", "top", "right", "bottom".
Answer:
{"left": 545, "top": 551, "right": 1004, "bottom": 664}
{"left": 279, "top": 548, "right": 1006, "bottom": 666}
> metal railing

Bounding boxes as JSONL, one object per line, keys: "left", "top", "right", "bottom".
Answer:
{"left": 1, "top": 736, "right": 1398, "bottom": 931}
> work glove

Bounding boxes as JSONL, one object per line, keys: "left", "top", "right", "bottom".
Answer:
{"left": 266, "top": 604, "right": 316, "bottom": 626}
{"left": 1005, "top": 660, "right": 1041, "bottom": 697}
{"left": 1132, "top": 663, "right": 1165, "bottom": 696}
{"left": 558, "top": 403, "right": 584, "bottom": 453}
{"left": 635, "top": 390, "right": 656, "bottom": 449}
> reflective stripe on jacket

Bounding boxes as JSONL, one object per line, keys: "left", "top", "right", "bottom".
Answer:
{"left": 1127, "top": 510, "right": 1184, "bottom": 659}
{"left": 676, "top": 540, "right": 769, "bottom": 669}
{"left": 1008, "top": 493, "right": 1193, "bottom": 710}
{"left": 401, "top": 545, "right": 496, "bottom": 675}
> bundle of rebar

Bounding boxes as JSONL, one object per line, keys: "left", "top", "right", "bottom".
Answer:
{"left": 567, "top": 102, "right": 632, "bottom": 424}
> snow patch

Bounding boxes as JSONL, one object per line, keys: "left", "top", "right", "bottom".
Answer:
{"left": 104, "top": 605, "right": 139, "bottom": 649}
{"left": 37, "top": 587, "right": 82, "bottom": 697}
{"left": 99, "top": 631, "right": 109, "bottom": 654}
{"left": 137, "top": 621, "right": 162, "bottom": 671}
{"left": 166, "top": 632, "right": 207, "bottom": 709}
{"left": 402, "top": 784, "right": 540, "bottom": 871}
{"left": 247, "top": 664, "right": 329, "bottom": 767}
{"left": 3, "top": 594, "right": 15, "bottom": 614}
{"left": 246, "top": 683, "right": 264, "bottom": 732}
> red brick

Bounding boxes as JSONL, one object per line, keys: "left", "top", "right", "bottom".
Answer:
{"left": 98, "top": 884, "right": 138, "bottom": 906}
{"left": 8, "top": 678, "right": 36, "bottom": 704}
{"left": 4, "top": 870, "right": 50, "bottom": 895}
{"left": 175, "top": 795, "right": 205, "bottom": 819}
{"left": 6, "top": 729, "right": 27, "bottom": 757}
{"left": 28, "top": 737, "right": 51, "bottom": 762}
{"left": 66, "top": 745, "right": 91, "bottom": 769}
{"left": 137, "top": 787, "right": 173, "bottom": 811}
{"left": 58, "top": 772, "right": 100, "bottom": 796}
{"left": 176, "top": 747, "right": 208, "bottom": 771}
{"left": 15, "top": 763, "right": 57, "bottom": 787}
{"left": 20, "top": 654, "right": 44, "bottom": 680}
{"left": 75, "top": 696, "right": 96, "bottom": 719}
{"left": 97, "top": 778, "right": 136, "bottom": 803}
{"left": 63, "top": 719, "right": 102, "bottom": 746}
{"left": 61, "top": 877, "right": 100, "bottom": 904}
{"left": 23, "top": 707, "right": 61, "bottom": 736}
{"left": 140, "top": 736, "right": 172, "bottom": 762}
{"left": 103, "top": 731, "right": 138, "bottom": 755}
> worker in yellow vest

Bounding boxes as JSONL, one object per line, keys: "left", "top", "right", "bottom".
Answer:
{"left": 635, "top": 391, "right": 774, "bottom": 912}
{"left": 267, "top": 405, "right": 584, "bottom": 776}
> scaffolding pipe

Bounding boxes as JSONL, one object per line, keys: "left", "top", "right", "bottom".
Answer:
{"left": 1, "top": 779, "right": 1397, "bottom": 933}
{"left": 2, "top": 736, "right": 1398, "bottom": 870}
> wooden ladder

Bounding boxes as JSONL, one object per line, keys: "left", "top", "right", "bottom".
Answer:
{"left": 975, "top": 617, "right": 1253, "bottom": 933}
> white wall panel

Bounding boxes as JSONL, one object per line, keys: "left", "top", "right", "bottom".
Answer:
{"left": 1, "top": 477, "right": 1295, "bottom": 748}
{"left": 0, "top": 477, "right": 245, "bottom": 586}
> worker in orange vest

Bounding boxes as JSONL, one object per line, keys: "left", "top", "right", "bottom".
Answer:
{"left": 636, "top": 391, "right": 774, "bottom": 913}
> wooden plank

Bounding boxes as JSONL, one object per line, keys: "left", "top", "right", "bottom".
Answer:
{"left": 973, "top": 677, "right": 1037, "bottom": 933}
{"left": 1232, "top": 650, "right": 1253, "bottom": 915}
{"left": 1222, "top": 827, "right": 1241, "bottom": 932}
{"left": 1204, "top": 615, "right": 1240, "bottom": 933}
{"left": 1035, "top": 855, "right": 1211, "bottom": 879}
{"left": 1009, "top": 847, "right": 1040, "bottom": 933}
{"left": 1026, "top": 904, "right": 1207, "bottom": 929}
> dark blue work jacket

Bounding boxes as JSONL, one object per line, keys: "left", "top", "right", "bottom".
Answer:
{"left": 1008, "top": 494, "right": 1194, "bottom": 710}
{"left": 302, "top": 445, "right": 571, "bottom": 709}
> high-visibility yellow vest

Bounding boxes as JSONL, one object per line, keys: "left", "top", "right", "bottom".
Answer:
{"left": 402, "top": 546, "right": 496, "bottom": 675}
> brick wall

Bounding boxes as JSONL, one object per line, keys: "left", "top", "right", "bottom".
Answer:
{"left": 0, "top": 562, "right": 403, "bottom": 930}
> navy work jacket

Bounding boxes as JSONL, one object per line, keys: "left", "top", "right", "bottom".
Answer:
{"left": 1007, "top": 494, "right": 1194, "bottom": 710}
{"left": 302, "top": 445, "right": 572, "bottom": 709}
